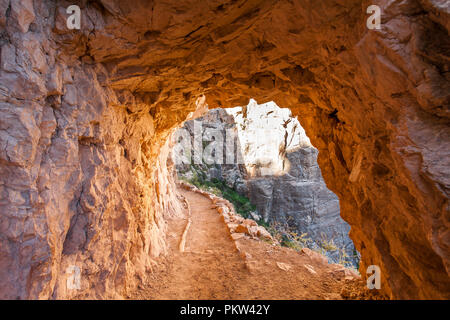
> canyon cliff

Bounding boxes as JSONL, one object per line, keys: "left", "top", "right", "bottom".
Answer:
{"left": 174, "top": 102, "right": 359, "bottom": 268}
{"left": 0, "top": 0, "right": 448, "bottom": 299}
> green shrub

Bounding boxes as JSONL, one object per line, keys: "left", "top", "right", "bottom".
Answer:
{"left": 185, "top": 176, "right": 256, "bottom": 219}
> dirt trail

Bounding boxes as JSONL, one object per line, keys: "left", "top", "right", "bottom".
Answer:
{"left": 130, "top": 188, "right": 363, "bottom": 300}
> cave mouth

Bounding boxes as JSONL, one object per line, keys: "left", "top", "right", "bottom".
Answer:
{"left": 171, "top": 99, "right": 360, "bottom": 269}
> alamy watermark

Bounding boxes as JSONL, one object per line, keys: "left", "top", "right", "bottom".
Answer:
{"left": 366, "top": 265, "right": 381, "bottom": 289}
{"left": 66, "top": 265, "right": 81, "bottom": 290}
{"left": 66, "top": 5, "right": 81, "bottom": 30}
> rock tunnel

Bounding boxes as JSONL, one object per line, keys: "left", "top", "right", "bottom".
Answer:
{"left": 0, "top": 0, "right": 448, "bottom": 299}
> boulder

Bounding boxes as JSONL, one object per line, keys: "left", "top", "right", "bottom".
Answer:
{"left": 301, "top": 248, "right": 329, "bottom": 265}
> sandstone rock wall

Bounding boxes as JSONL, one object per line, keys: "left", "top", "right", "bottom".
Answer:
{"left": 0, "top": 0, "right": 448, "bottom": 299}
{"left": 174, "top": 102, "right": 358, "bottom": 267}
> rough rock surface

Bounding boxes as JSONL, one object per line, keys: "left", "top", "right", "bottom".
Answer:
{"left": 173, "top": 107, "right": 249, "bottom": 195}
{"left": 233, "top": 102, "right": 358, "bottom": 267}
{"left": 0, "top": 0, "right": 448, "bottom": 299}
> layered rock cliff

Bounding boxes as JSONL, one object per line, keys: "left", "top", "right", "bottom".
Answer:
{"left": 0, "top": 0, "right": 448, "bottom": 299}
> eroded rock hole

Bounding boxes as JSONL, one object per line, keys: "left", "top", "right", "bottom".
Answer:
{"left": 171, "top": 99, "right": 360, "bottom": 269}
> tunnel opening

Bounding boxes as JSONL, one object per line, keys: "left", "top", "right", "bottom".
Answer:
{"left": 171, "top": 99, "right": 360, "bottom": 270}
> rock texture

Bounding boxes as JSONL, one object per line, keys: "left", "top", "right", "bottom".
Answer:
{"left": 173, "top": 107, "right": 249, "bottom": 195}
{"left": 232, "top": 102, "right": 358, "bottom": 267}
{"left": 0, "top": 0, "right": 448, "bottom": 299}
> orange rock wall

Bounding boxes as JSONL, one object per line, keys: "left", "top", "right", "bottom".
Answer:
{"left": 0, "top": 0, "right": 448, "bottom": 299}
